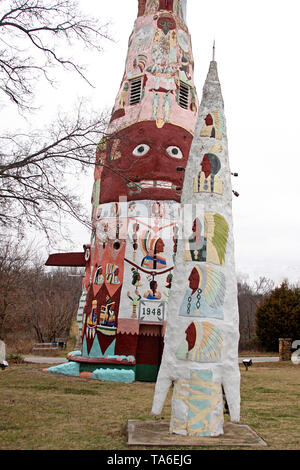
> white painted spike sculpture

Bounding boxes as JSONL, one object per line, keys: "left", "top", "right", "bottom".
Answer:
{"left": 151, "top": 59, "right": 241, "bottom": 437}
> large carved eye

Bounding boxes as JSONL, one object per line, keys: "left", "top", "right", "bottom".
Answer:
{"left": 133, "top": 144, "right": 150, "bottom": 157}
{"left": 166, "top": 146, "right": 183, "bottom": 159}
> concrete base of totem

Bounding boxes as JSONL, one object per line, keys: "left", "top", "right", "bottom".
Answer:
{"left": 127, "top": 420, "right": 267, "bottom": 447}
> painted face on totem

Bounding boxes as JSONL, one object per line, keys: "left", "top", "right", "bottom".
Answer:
{"left": 201, "top": 153, "right": 221, "bottom": 178}
{"left": 192, "top": 218, "right": 202, "bottom": 244}
{"left": 154, "top": 237, "right": 165, "bottom": 254}
{"left": 98, "top": 121, "right": 193, "bottom": 204}
{"left": 185, "top": 322, "right": 196, "bottom": 351}
{"left": 204, "top": 114, "right": 213, "bottom": 126}
{"left": 188, "top": 267, "right": 200, "bottom": 295}
{"left": 157, "top": 15, "right": 176, "bottom": 35}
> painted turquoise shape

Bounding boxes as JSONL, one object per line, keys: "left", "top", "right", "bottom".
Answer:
{"left": 188, "top": 369, "right": 213, "bottom": 436}
{"left": 48, "top": 362, "right": 80, "bottom": 377}
{"left": 82, "top": 336, "right": 88, "bottom": 357}
{"left": 88, "top": 335, "right": 103, "bottom": 358}
{"left": 92, "top": 368, "right": 135, "bottom": 383}
{"left": 103, "top": 339, "right": 116, "bottom": 357}
{"left": 68, "top": 350, "right": 81, "bottom": 358}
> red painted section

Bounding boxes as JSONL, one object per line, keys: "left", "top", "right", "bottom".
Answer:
{"left": 79, "top": 372, "right": 92, "bottom": 378}
{"left": 185, "top": 322, "right": 197, "bottom": 351}
{"left": 69, "top": 356, "right": 136, "bottom": 365}
{"left": 110, "top": 108, "right": 125, "bottom": 123}
{"left": 138, "top": 0, "right": 176, "bottom": 16}
{"left": 115, "top": 333, "right": 139, "bottom": 357}
{"left": 45, "top": 252, "right": 85, "bottom": 267}
{"left": 99, "top": 121, "right": 193, "bottom": 204}
{"left": 137, "top": 0, "right": 147, "bottom": 16}
{"left": 159, "top": 0, "right": 174, "bottom": 11}
{"left": 136, "top": 333, "right": 162, "bottom": 366}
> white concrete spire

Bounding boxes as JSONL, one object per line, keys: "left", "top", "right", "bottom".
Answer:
{"left": 151, "top": 58, "right": 240, "bottom": 436}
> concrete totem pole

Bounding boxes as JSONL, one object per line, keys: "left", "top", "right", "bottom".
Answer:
{"left": 67, "top": 0, "right": 199, "bottom": 382}
{"left": 151, "top": 60, "right": 241, "bottom": 436}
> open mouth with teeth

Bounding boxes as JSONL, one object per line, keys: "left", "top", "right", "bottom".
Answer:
{"left": 127, "top": 180, "right": 181, "bottom": 193}
{"left": 98, "top": 122, "right": 193, "bottom": 205}
{"left": 140, "top": 180, "right": 175, "bottom": 189}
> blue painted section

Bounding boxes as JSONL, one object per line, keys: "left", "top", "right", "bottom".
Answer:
{"left": 103, "top": 339, "right": 116, "bottom": 357}
{"left": 67, "top": 350, "right": 82, "bottom": 358}
{"left": 88, "top": 335, "right": 103, "bottom": 358}
{"left": 188, "top": 369, "right": 213, "bottom": 436}
{"left": 82, "top": 336, "right": 88, "bottom": 357}
{"left": 48, "top": 361, "right": 80, "bottom": 377}
{"left": 92, "top": 368, "right": 135, "bottom": 383}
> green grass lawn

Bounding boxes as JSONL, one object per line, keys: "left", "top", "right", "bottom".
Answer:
{"left": 0, "top": 361, "right": 299, "bottom": 450}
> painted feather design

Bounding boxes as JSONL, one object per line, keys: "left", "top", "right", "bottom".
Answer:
{"left": 190, "top": 321, "right": 223, "bottom": 362}
{"left": 211, "top": 110, "right": 224, "bottom": 139}
{"left": 202, "top": 265, "right": 226, "bottom": 308}
{"left": 204, "top": 213, "right": 229, "bottom": 265}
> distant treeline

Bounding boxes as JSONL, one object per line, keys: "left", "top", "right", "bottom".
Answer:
{"left": 0, "top": 241, "right": 82, "bottom": 352}
{"left": 1, "top": 241, "right": 299, "bottom": 353}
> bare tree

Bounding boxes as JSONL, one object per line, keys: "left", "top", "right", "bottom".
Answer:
{"left": 0, "top": 1, "right": 171, "bottom": 243}
{"left": 0, "top": 0, "right": 110, "bottom": 110}
{"left": 0, "top": 240, "right": 81, "bottom": 344}
{"left": 237, "top": 275, "right": 275, "bottom": 348}
{"left": 253, "top": 276, "right": 275, "bottom": 297}
{"left": 28, "top": 267, "right": 82, "bottom": 343}
{"left": 0, "top": 0, "right": 113, "bottom": 242}
{"left": 0, "top": 106, "right": 110, "bottom": 241}
{"left": 0, "top": 240, "right": 35, "bottom": 339}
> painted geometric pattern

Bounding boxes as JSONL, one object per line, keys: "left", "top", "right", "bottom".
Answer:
{"left": 170, "top": 369, "right": 223, "bottom": 436}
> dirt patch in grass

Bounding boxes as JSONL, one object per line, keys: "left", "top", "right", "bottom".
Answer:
{"left": 0, "top": 362, "right": 299, "bottom": 450}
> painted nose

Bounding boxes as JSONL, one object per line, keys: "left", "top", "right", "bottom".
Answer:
{"left": 163, "top": 25, "right": 169, "bottom": 35}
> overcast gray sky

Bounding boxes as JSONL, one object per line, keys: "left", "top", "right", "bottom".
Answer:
{"left": 7, "top": 0, "right": 300, "bottom": 286}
